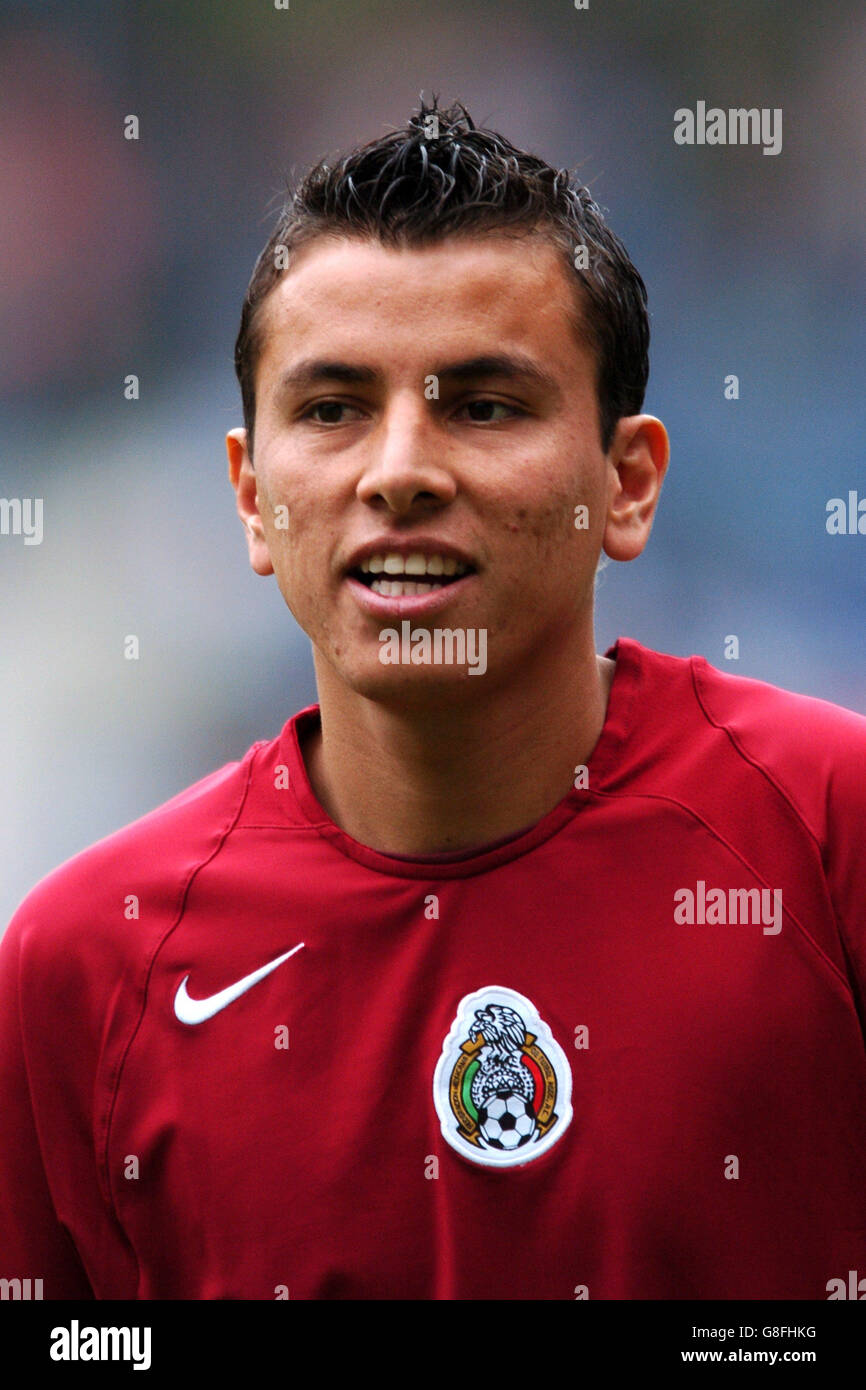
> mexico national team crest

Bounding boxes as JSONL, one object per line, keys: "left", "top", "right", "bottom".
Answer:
{"left": 433, "top": 986, "right": 573, "bottom": 1168}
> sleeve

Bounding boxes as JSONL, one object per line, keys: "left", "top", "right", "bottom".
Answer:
{"left": 822, "top": 712, "right": 866, "bottom": 1021}
{"left": 0, "top": 913, "right": 95, "bottom": 1298}
{"left": 692, "top": 655, "right": 866, "bottom": 1017}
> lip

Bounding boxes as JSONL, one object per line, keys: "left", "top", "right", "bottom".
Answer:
{"left": 344, "top": 571, "right": 478, "bottom": 618}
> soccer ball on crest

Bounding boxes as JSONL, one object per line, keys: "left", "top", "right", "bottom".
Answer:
{"left": 477, "top": 1090, "right": 537, "bottom": 1150}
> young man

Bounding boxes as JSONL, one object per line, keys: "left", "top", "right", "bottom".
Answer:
{"left": 2, "top": 101, "right": 865, "bottom": 1301}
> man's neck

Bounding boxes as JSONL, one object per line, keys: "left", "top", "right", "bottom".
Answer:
{"left": 302, "top": 641, "right": 615, "bottom": 858}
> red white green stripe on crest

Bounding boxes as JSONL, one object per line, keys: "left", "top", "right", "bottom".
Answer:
{"left": 460, "top": 1051, "right": 546, "bottom": 1123}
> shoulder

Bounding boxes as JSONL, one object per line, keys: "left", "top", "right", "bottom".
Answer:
{"left": 2, "top": 732, "right": 278, "bottom": 977}
{"left": 688, "top": 647, "right": 866, "bottom": 792}
{"left": 618, "top": 635, "right": 866, "bottom": 752}
{"left": 619, "top": 637, "right": 866, "bottom": 839}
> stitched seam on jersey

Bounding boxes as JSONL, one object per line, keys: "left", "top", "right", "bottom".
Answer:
{"left": 583, "top": 781, "right": 854, "bottom": 1005}
{"left": 237, "top": 821, "right": 332, "bottom": 831}
{"left": 309, "top": 804, "right": 589, "bottom": 877}
{"left": 98, "top": 744, "right": 259, "bottom": 1291}
{"left": 693, "top": 670, "right": 866, "bottom": 1021}
{"left": 685, "top": 657, "right": 853, "bottom": 996}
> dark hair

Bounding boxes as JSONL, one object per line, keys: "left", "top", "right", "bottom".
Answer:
{"left": 234, "top": 97, "right": 649, "bottom": 455}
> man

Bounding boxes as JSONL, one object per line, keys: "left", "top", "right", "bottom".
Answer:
{"left": 2, "top": 100, "right": 865, "bottom": 1301}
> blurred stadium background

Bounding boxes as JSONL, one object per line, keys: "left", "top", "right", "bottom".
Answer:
{"left": 2, "top": 0, "right": 864, "bottom": 924}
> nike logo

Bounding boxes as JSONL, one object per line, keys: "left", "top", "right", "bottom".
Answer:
{"left": 174, "top": 942, "right": 305, "bottom": 1025}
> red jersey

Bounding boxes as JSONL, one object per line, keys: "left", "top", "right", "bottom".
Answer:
{"left": 2, "top": 637, "right": 866, "bottom": 1300}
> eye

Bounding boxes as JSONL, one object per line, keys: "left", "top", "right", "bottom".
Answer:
{"left": 457, "top": 398, "right": 523, "bottom": 423}
{"left": 303, "top": 400, "right": 366, "bottom": 425}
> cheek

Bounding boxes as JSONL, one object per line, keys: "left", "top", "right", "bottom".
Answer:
{"left": 485, "top": 479, "right": 601, "bottom": 609}
{"left": 259, "top": 473, "right": 325, "bottom": 561}
{"left": 500, "top": 489, "right": 588, "bottom": 560}
{"left": 491, "top": 444, "right": 602, "bottom": 537}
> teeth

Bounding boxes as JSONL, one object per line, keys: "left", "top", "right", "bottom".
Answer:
{"left": 371, "top": 579, "right": 444, "bottom": 596}
{"left": 359, "top": 552, "right": 468, "bottom": 577}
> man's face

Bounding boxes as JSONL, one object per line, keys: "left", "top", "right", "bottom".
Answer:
{"left": 229, "top": 232, "right": 649, "bottom": 703}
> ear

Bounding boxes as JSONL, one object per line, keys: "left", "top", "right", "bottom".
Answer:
{"left": 226, "top": 428, "right": 274, "bottom": 577}
{"left": 601, "top": 415, "right": 669, "bottom": 562}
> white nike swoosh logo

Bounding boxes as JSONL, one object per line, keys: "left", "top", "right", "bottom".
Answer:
{"left": 174, "top": 942, "right": 305, "bottom": 1025}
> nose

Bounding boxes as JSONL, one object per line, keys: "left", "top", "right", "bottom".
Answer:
{"left": 355, "top": 392, "right": 457, "bottom": 515}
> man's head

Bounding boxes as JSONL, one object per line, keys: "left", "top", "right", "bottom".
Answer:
{"left": 234, "top": 99, "right": 649, "bottom": 460}
{"left": 227, "top": 100, "right": 668, "bottom": 706}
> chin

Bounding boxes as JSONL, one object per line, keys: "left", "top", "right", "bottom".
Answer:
{"left": 330, "top": 659, "right": 493, "bottom": 708}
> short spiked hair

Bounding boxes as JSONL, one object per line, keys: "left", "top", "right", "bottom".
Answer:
{"left": 234, "top": 98, "right": 649, "bottom": 455}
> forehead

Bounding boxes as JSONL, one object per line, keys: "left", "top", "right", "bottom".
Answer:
{"left": 254, "top": 232, "right": 595, "bottom": 383}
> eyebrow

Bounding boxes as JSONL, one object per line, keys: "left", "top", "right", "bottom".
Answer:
{"left": 276, "top": 361, "right": 378, "bottom": 396}
{"left": 273, "top": 353, "right": 560, "bottom": 400}
{"left": 436, "top": 354, "right": 559, "bottom": 395}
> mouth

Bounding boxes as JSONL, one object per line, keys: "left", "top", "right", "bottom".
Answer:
{"left": 347, "top": 551, "right": 476, "bottom": 598}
